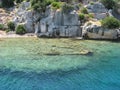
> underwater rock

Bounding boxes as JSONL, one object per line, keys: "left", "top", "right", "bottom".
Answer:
{"left": 80, "top": 50, "right": 93, "bottom": 56}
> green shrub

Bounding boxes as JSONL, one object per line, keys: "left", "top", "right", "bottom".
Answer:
{"left": 7, "top": 22, "right": 15, "bottom": 31}
{"left": 31, "top": 0, "right": 44, "bottom": 11}
{"left": 46, "top": 0, "right": 55, "bottom": 6}
{"left": 51, "top": 2, "right": 61, "bottom": 9}
{"left": 62, "top": 3, "right": 74, "bottom": 14}
{"left": 0, "top": 24, "right": 4, "bottom": 30}
{"left": 30, "top": 0, "right": 57, "bottom": 12}
{"left": 101, "top": 17, "right": 120, "bottom": 29}
{"left": 101, "top": 0, "right": 115, "bottom": 9}
{"left": 81, "top": 7, "right": 88, "bottom": 14}
{"left": 16, "top": 25, "right": 26, "bottom": 35}
{"left": 78, "top": 13, "right": 85, "bottom": 20}
{"left": 88, "top": 13, "right": 94, "bottom": 18}
{"left": 90, "top": 2, "right": 94, "bottom": 5}
{"left": 32, "top": 3, "right": 40, "bottom": 11}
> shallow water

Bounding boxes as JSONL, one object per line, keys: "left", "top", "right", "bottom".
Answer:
{"left": 0, "top": 38, "right": 120, "bottom": 90}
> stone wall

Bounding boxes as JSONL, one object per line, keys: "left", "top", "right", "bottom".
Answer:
{"left": 83, "top": 24, "right": 119, "bottom": 40}
{"left": 14, "top": 2, "right": 82, "bottom": 37}
{"left": 39, "top": 9, "right": 81, "bottom": 37}
{"left": 14, "top": 1, "right": 119, "bottom": 39}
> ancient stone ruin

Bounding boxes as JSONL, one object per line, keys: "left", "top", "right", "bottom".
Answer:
{"left": 13, "top": 2, "right": 82, "bottom": 38}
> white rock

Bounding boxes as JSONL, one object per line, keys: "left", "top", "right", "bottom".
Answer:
{"left": 83, "top": 24, "right": 119, "bottom": 39}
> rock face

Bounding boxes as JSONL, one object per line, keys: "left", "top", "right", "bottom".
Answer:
{"left": 14, "top": 2, "right": 82, "bottom": 37}
{"left": 14, "top": 1, "right": 41, "bottom": 33}
{"left": 0, "top": 8, "right": 15, "bottom": 25}
{"left": 86, "top": 2, "right": 108, "bottom": 20}
{"left": 12, "top": 1, "right": 120, "bottom": 40}
{"left": 83, "top": 24, "right": 120, "bottom": 40}
{"left": 39, "top": 10, "right": 81, "bottom": 37}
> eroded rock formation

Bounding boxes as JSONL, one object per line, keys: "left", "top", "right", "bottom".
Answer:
{"left": 83, "top": 23, "right": 120, "bottom": 40}
{"left": 14, "top": 2, "right": 82, "bottom": 37}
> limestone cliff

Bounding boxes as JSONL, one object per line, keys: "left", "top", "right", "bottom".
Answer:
{"left": 13, "top": 2, "right": 81, "bottom": 37}
{"left": 83, "top": 23, "right": 120, "bottom": 40}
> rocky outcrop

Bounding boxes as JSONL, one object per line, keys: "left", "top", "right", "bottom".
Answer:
{"left": 86, "top": 2, "right": 108, "bottom": 20}
{"left": 83, "top": 24, "right": 120, "bottom": 40}
{"left": 13, "top": 1, "right": 119, "bottom": 39}
{"left": 39, "top": 10, "right": 81, "bottom": 37}
{"left": 13, "top": 1, "right": 42, "bottom": 33}
{"left": 14, "top": 1, "right": 82, "bottom": 37}
{"left": 0, "top": 8, "right": 15, "bottom": 25}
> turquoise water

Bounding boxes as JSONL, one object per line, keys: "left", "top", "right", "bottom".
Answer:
{"left": 0, "top": 38, "right": 120, "bottom": 90}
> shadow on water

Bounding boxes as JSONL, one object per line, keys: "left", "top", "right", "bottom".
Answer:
{"left": 0, "top": 64, "right": 91, "bottom": 79}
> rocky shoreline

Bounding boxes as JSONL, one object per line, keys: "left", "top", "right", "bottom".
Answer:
{"left": 0, "top": 0, "right": 120, "bottom": 40}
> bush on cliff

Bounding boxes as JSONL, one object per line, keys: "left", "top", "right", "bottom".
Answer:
{"left": 62, "top": 3, "right": 74, "bottom": 14}
{"left": 7, "top": 22, "right": 15, "bottom": 31}
{"left": 51, "top": 2, "right": 62, "bottom": 10}
{"left": 101, "top": 17, "right": 120, "bottom": 29}
{"left": 16, "top": 25, "right": 26, "bottom": 35}
{"left": 81, "top": 7, "right": 88, "bottom": 14}
{"left": 0, "top": 24, "right": 4, "bottom": 30}
{"left": 79, "top": 13, "right": 85, "bottom": 21}
{"left": 31, "top": 0, "right": 57, "bottom": 11}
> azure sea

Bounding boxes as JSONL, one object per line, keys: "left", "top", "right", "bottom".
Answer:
{"left": 0, "top": 38, "right": 120, "bottom": 90}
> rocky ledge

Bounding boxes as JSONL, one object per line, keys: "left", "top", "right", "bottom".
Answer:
{"left": 82, "top": 22, "right": 120, "bottom": 40}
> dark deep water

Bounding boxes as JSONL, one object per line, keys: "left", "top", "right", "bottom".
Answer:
{"left": 0, "top": 38, "right": 120, "bottom": 90}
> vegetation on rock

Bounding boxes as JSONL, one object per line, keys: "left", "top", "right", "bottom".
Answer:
{"left": 101, "top": 17, "right": 120, "bottom": 29}
{"left": 30, "top": 0, "right": 57, "bottom": 11}
{"left": 16, "top": 25, "right": 26, "bottom": 35}
{"left": 79, "top": 13, "right": 85, "bottom": 21}
{"left": 81, "top": 7, "right": 88, "bottom": 14}
{"left": 7, "top": 21, "right": 15, "bottom": 31}
{"left": 62, "top": 3, "right": 74, "bottom": 14}
{"left": 51, "top": 2, "right": 62, "bottom": 10}
{"left": 0, "top": 24, "right": 4, "bottom": 30}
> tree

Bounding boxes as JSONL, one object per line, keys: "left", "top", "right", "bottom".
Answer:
{"left": 101, "top": 17, "right": 120, "bottom": 29}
